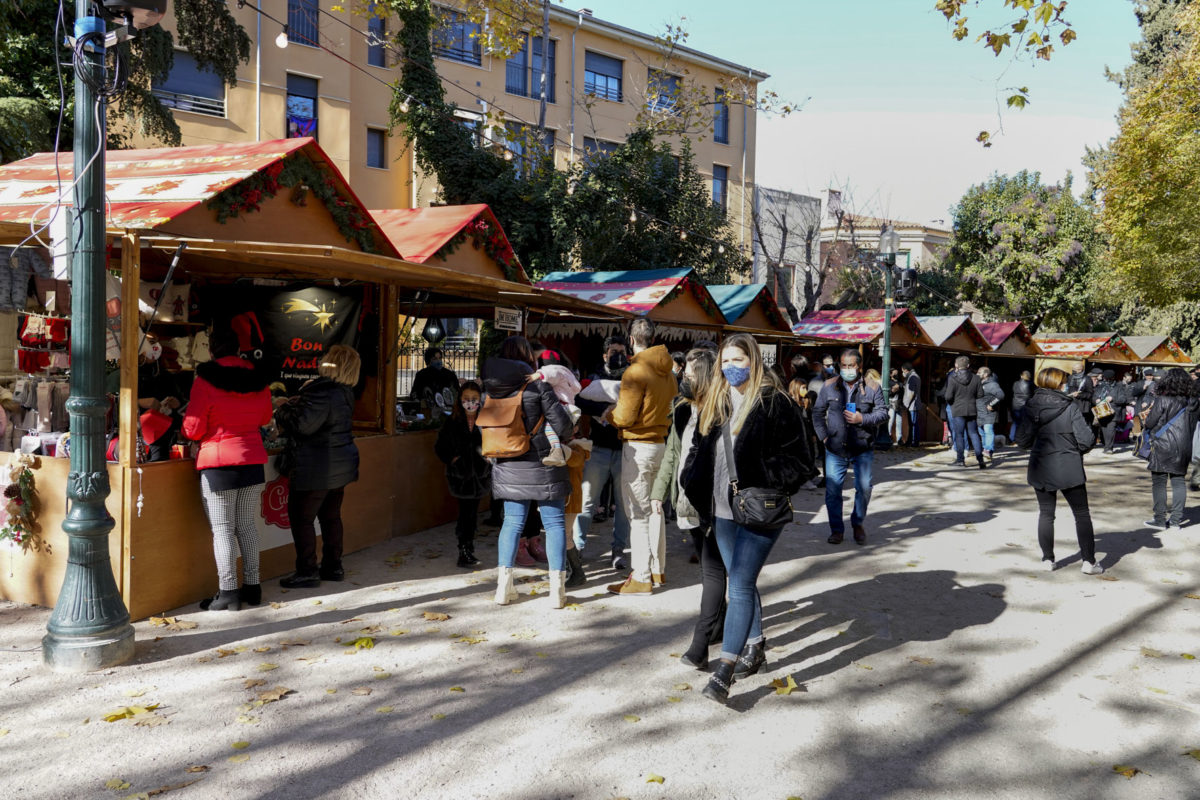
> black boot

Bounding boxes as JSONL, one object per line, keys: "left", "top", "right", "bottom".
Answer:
{"left": 239, "top": 583, "right": 261, "bottom": 607}
{"left": 733, "top": 639, "right": 767, "bottom": 678}
{"left": 280, "top": 571, "right": 321, "bottom": 589}
{"left": 977, "top": 454, "right": 987, "bottom": 470}
{"left": 680, "top": 639, "right": 709, "bottom": 670}
{"left": 702, "top": 659, "right": 736, "bottom": 704}
{"left": 319, "top": 561, "right": 344, "bottom": 581}
{"left": 456, "top": 545, "right": 481, "bottom": 568}
{"left": 565, "top": 548, "right": 585, "bottom": 587}
{"left": 200, "top": 589, "right": 241, "bottom": 611}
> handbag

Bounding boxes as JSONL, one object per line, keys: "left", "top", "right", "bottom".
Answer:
{"left": 722, "top": 425, "right": 792, "bottom": 531}
{"left": 1135, "top": 406, "right": 1186, "bottom": 461}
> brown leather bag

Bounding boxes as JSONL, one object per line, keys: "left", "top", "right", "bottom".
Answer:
{"left": 478, "top": 383, "right": 543, "bottom": 459}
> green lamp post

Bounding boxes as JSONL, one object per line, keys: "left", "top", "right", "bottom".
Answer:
{"left": 42, "top": 0, "right": 166, "bottom": 672}
{"left": 877, "top": 224, "right": 900, "bottom": 449}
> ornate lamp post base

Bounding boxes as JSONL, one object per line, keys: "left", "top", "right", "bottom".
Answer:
{"left": 43, "top": 626, "right": 135, "bottom": 672}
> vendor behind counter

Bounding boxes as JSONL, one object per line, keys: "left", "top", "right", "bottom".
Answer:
{"left": 137, "top": 333, "right": 185, "bottom": 462}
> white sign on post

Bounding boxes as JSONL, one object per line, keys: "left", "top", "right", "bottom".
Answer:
{"left": 494, "top": 307, "right": 523, "bottom": 332}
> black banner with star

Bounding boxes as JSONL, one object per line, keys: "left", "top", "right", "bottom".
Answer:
{"left": 208, "top": 284, "right": 363, "bottom": 393}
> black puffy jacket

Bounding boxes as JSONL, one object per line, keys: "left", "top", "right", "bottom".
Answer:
{"left": 1016, "top": 388, "right": 1093, "bottom": 492}
{"left": 275, "top": 377, "right": 359, "bottom": 492}
{"left": 944, "top": 370, "right": 982, "bottom": 418}
{"left": 434, "top": 415, "right": 492, "bottom": 499}
{"left": 482, "top": 357, "right": 574, "bottom": 502}
{"left": 681, "top": 387, "right": 816, "bottom": 524}
{"left": 1011, "top": 379, "right": 1033, "bottom": 411}
{"left": 1143, "top": 393, "right": 1199, "bottom": 475}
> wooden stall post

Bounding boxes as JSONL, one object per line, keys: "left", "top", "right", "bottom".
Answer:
{"left": 118, "top": 234, "right": 141, "bottom": 469}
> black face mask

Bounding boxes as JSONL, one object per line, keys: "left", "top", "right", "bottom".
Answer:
{"left": 823, "top": 364, "right": 836, "bottom": 376}
{"left": 605, "top": 352, "right": 628, "bottom": 376}
{"left": 678, "top": 378, "right": 694, "bottom": 400}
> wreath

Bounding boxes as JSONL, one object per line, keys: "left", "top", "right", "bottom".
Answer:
{"left": 0, "top": 453, "right": 42, "bottom": 554}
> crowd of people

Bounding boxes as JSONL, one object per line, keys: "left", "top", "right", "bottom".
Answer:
{"left": 178, "top": 318, "right": 1200, "bottom": 707}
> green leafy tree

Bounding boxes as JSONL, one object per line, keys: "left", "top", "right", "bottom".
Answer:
{"left": 1108, "top": 298, "right": 1200, "bottom": 358}
{"left": 0, "top": 0, "right": 249, "bottom": 161}
{"left": 940, "top": 170, "right": 1102, "bottom": 333}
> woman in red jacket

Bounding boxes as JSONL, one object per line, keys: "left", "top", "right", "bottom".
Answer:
{"left": 182, "top": 329, "right": 273, "bottom": 611}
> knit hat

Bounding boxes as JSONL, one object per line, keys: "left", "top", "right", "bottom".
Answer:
{"left": 1102, "top": 369, "right": 1115, "bottom": 381}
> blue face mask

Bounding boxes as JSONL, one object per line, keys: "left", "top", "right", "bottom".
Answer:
{"left": 841, "top": 368, "right": 859, "bottom": 383}
{"left": 723, "top": 365, "right": 751, "bottom": 387}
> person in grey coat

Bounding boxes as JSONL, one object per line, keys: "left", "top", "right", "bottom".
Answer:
{"left": 944, "top": 356, "right": 985, "bottom": 468}
{"left": 1009, "top": 370, "right": 1033, "bottom": 442}
{"left": 976, "top": 367, "right": 1005, "bottom": 460}
{"left": 1015, "top": 367, "right": 1103, "bottom": 574}
{"left": 901, "top": 363, "right": 922, "bottom": 446}
{"left": 482, "top": 336, "right": 575, "bottom": 607}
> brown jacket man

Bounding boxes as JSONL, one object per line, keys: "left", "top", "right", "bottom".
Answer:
{"left": 612, "top": 344, "right": 678, "bottom": 443}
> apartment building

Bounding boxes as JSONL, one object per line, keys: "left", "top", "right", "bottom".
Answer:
{"left": 145, "top": 2, "right": 767, "bottom": 253}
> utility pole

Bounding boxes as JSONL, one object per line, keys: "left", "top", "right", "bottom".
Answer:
{"left": 42, "top": 0, "right": 137, "bottom": 672}
{"left": 877, "top": 225, "right": 899, "bottom": 451}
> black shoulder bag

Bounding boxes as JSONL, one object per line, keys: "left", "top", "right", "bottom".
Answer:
{"left": 722, "top": 424, "right": 793, "bottom": 531}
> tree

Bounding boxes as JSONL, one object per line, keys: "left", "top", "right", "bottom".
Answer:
{"left": 0, "top": 0, "right": 249, "bottom": 161}
{"left": 1097, "top": 3, "right": 1200, "bottom": 304}
{"left": 1108, "top": 298, "right": 1200, "bottom": 358}
{"left": 940, "top": 170, "right": 1102, "bottom": 333}
{"left": 750, "top": 187, "right": 821, "bottom": 324}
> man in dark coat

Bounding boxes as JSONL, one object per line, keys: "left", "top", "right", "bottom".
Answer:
{"left": 943, "top": 355, "right": 985, "bottom": 468}
{"left": 1142, "top": 368, "right": 1200, "bottom": 529}
{"left": 1066, "top": 364, "right": 1097, "bottom": 426}
{"left": 1094, "top": 369, "right": 1128, "bottom": 453}
{"left": 410, "top": 346, "right": 460, "bottom": 414}
{"left": 812, "top": 348, "right": 888, "bottom": 545}
{"left": 1010, "top": 370, "right": 1033, "bottom": 442}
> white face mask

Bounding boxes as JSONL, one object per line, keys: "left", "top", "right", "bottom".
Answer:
{"left": 140, "top": 339, "right": 162, "bottom": 362}
{"left": 461, "top": 399, "right": 481, "bottom": 414}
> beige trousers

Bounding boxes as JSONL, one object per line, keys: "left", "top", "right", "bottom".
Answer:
{"left": 621, "top": 440, "right": 665, "bottom": 582}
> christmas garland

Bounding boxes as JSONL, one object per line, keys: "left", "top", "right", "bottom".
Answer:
{"left": 0, "top": 453, "right": 42, "bottom": 554}
{"left": 206, "top": 156, "right": 379, "bottom": 254}
{"left": 433, "top": 214, "right": 527, "bottom": 284}
{"left": 658, "top": 276, "right": 723, "bottom": 321}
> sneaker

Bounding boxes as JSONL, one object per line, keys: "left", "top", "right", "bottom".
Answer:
{"left": 606, "top": 575, "right": 653, "bottom": 596}
{"left": 1081, "top": 561, "right": 1104, "bottom": 575}
{"left": 1042, "top": 559, "right": 1056, "bottom": 572}
{"left": 1144, "top": 519, "right": 1168, "bottom": 530}
{"left": 651, "top": 573, "right": 666, "bottom": 586}
{"left": 1173, "top": 520, "right": 1189, "bottom": 530}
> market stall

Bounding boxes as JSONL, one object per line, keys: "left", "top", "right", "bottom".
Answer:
{"left": 915, "top": 315, "right": 993, "bottom": 354}
{"left": 1121, "top": 335, "right": 1194, "bottom": 367}
{"left": 707, "top": 284, "right": 793, "bottom": 336}
{"left": 1033, "top": 332, "right": 1139, "bottom": 373}
{"left": 0, "top": 140, "right": 624, "bottom": 618}
{"left": 975, "top": 322, "right": 1042, "bottom": 357}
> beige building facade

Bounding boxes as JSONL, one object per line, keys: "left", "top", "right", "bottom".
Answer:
{"left": 144, "top": 2, "right": 765, "bottom": 254}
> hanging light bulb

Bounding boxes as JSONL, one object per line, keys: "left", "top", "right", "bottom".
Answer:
{"left": 679, "top": 230, "right": 688, "bottom": 241}
{"left": 629, "top": 209, "right": 637, "bottom": 223}
{"left": 718, "top": 244, "right": 725, "bottom": 254}
{"left": 399, "top": 95, "right": 411, "bottom": 113}
{"left": 566, "top": 181, "right": 575, "bottom": 196}
{"left": 276, "top": 26, "right": 289, "bottom": 49}
{"left": 504, "top": 150, "right": 514, "bottom": 161}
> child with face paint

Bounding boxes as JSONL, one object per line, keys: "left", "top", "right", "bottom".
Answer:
{"left": 435, "top": 380, "right": 493, "bottom": 568}
{"left": 137, "top": 332, "right": 183, "bottom": 462}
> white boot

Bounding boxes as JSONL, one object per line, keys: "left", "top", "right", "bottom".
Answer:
{"left": 548, "top": 570, "right": 567, "bottom": 609}
{"left": 495, "top": 566, "right": 517, "bottom": 605}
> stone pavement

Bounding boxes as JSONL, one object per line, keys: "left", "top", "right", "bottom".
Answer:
{"left": 2, "top": 445, "right": 1199, "bottom": 800}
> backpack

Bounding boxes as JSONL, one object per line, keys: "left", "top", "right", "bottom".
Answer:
{"left": 477, "top": 384, "right": 544, "bottom": 459}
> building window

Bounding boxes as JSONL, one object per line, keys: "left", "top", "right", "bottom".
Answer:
{"left": 288, "top": 0, "right": 319, "bottom": 48}
{"left": 506, "top": 35, "right": 556, "bottom": 103}
{"left": 152, "top": 51, "right": 225, "bottom": 118}
{"left": 367, "top": 6, "right": 387, "bottom": 68}
{"left": 454, "top": 109, "right": 484, "bottom": 146}
{"left": 712, "top": 165, "right": 728, "bottom": 214}
{"left": 714, "top": 88, "right": 730, "bottom": 144}
{"left": 433, "top": 8, "right": 482, "bottom": 66}
{"left": 366, "top": 128, "right": 387, "bottom": 168}
{"left": 286, "top": 74, "right": 319, "bottom": 140}
{"left": 582, "top": 136, "right": 618, "bottom": 164}
{"left": 504, "top": 122, "right": 554, "bottom": 177}
{"left": 647, "top": 69, "right": 681, "bottom": 114}
{"left": 584, "top": 51, "right": 622, "bottom": 102}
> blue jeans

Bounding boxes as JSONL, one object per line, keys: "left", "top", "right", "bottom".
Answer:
{"left": 1009, "top": 407, "right": 1025, "bottom": 442}
{"left": 499, "top": 499, "right": 566, "bottom": 571}
{"left": 946, "top": 405, "right": 958, "bottom": 449}
{"left": 908, "top": 408, "right": 920, "bottom": 445}
{"left": 981, "top": 423, "right": 995, "bottom": 452}
{"left": 951, "top": 415, "right": 982, "bottom": 461}
{"left": 713, "top": 517, "right": 783, "bottom": 661}
{"left": 572, "top": 446, "right": 629, "bottom": 554}
{"left": 824, "top": 450, "right": 874, "bottom": 533}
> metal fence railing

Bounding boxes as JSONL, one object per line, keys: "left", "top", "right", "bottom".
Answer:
{"left": 396, "top": 343, "right": 479, "bottom": 401}
{"left": 152, "top": 89, "right": 225, "bottom": 118}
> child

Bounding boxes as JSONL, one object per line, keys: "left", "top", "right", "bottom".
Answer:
{"left": 533, "top": 363, "right": 582, "bottom": 467}
{"left": 434, "top": 381, "right": 492, "bottom": 568}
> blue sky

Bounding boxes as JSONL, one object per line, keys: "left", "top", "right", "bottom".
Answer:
{"left": 587, "top": 0, "right": 1141, "bottom": 222}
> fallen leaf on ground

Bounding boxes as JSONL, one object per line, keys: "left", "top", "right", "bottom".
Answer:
{"left": 195, "top": 657, "right": 212, "bottom": 663}
{"left": 216, "top": 649, "right": 238, "bottom": 658}
{"left": 231, "top": 741, "right": 250, "bottom": 750}
{"left": 1147, "top": 687, "right": 1168, "bottom": 695}
{"left": 1038, "top": 610, "right": 1053, "bottom": 615}
{"left": 431, "top": 713, "right": 446, "bottom": 720}
{"left": 279, "top": 639, "right": 309, "bottom": 648}
{"left": 185, "top": 766, "right": 209, "bottom": 774}
{"left": 535, "top": 652, "right": 549, "bottom": 659}
{"left": 102, "top": 705, "right": 161, "bottom": 723}
{"left": 423, "top": 611, "right": 451, "bottom": 621}
{"left": 388, "top": 629, "right": 409, "bottom": 636}
{"left": 235, "top": 715, "right": 257, "bottom": 725}
{"left": 269, "top": 602, "right": 283, "bottom": 609}
{"left": 909, "top": 657, "right": 935, "bottom": 666}
{"left": 310, "top": 600, "right": 322, "bottom": 606}
{"left": 1182, "top": 748, "right": 1200, "bottom": 761}
{"left": 228, "top": 754, "right": 249, "bottom": 764}
{"left": 350, "top": 687, "right": 372, "bottom": 696}
{"left": 646, "top": 774, "right": 665, "bottom": 784}
{"left": 456, "top": 636, "right": 487, "bottom": 645}
{"left": 123, "top": 687, "right": 153, "bottom": 698}
{"left": 376, "top": 706, "right": 394, "bottom": 713}
{"left": 666, "top": 696, "right": 682, "bottom": 703}
{"left": 296, "top": 656, "right": 325, "bottom": 666}
{"left": 325, "top": 688, "right": 336, "bottom": 694}
{"left": 672, "top": 683, "right": 691, "bottom": 692}
{"left": 243, "top": 679, "right": 266, "bottom": 690}
{"left": 0, "top": 729, "right": 9, "bottom": 736}
{"left": 1099, "top": 575, "right": 1119, "bottom": 582}
{"left": 1112, "top": 765, "right": 1142, "bottom": 779}
{"left": 511, "top": 668, "right": 524, "bottom": 674}
{"left": 357, "top": 626, "right": 381, "bottom": 635}
{"left": 133, "top": 713, "right": 169, "bottom": 728}
{"left": 449, "top": 686, "right": 466, "bottom": 693}
{"left": 495, "top": 645, "right": 512, "bottom": 654}
{"left": 771, "top": 676, "right": 802, "bottom": 696}
{"left": 425, "top": 626, "right": 441, "bottom": 634}
{"left": 105, "top": 778, "right": 131, "bottom": 790}
{"left": 256, "top": 687, "right": 294, "bottom": 704}
{"left": 1185, "top": 594, "right": 1200, "bottom": 600}
{"left": 956, "top": 707, "right": 973, "bottom": 716}
{"left": 352, "top": 637, "right": 375, "bottom": 650}
{"left": 255, "top": 663, "right": 278, "bottom": 672}
{"left": 511, "top": 629, "right": 538, "bottom": 639}
{"left": 564, "top": 603, "right": 582, "bottom": 611}
{"left": 905, "top": 562, "right": 919, "bottom": 568}
{"left": 373, "top": 672, "right": 392, "bottom": 680}
{"left": 1141, "top": 647, "right": 1163, "bottom": 658}
{"left": 144, "top": 779, "right": 202, "bottom": 796}
{"left": 623, "top": 714, "right": 640, "bottom": 723}
{"left": 252, "top": 647, "right": 271, "bottom": 654}
{"left": 339, "top": 618, "right": 363, "bottom": 625}
{"left": 148, "top": 616, "right": 175, "bottom": 627}
{"left": 856, "top": 663, "right": 873, "bottom": 670}
{"left": 1182, "top": 654, "right": 1195, "bottom": 660}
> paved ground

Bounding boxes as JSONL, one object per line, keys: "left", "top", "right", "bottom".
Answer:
{"left": 2, "top": 445, "right": 1200, "bottom": 800}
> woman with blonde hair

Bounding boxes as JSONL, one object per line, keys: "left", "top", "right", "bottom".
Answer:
{"left": 682, "top": 333, "right": 815, "bottom": 703}
{"left": 1015, "top": 367, "right": 1103, "bottom": 574}
{"left": 275, "top": 344, "right": 362, "bottom": 588}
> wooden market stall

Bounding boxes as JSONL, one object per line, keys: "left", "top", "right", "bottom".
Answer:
{"left": 1033, "top": 332, "right": 1139, "bottom": 374}
{"left": 915, "top": 315, "right": 993, "bottom": 354}
{"left": 1121, "top": 335, "right": 1194, "bottom": 367}
{"left": 0, "top": 140, "right": 625, "bottom": 619}
{"left": 707, "top": 284, "right": 793, "bottom": 336}
{"left": 975, "top": 322, "right": 1042, "bottom": 357}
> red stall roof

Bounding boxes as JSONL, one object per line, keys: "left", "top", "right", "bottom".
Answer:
{"left": 793, "top": 308, "right": 932, "bottom": 345}
{"left": 371, "top": 204, "right": 530, "bottom": 284}
{"left": 537, "top": 268, "right": 726, "bottom": 325}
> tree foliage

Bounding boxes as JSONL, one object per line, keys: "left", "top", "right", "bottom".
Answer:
{"left": 940, "top": 170, "right": 1101, "bottom": 333}
{"left": 1109, "top": 298, "right": 1200, "bottom": 358}
{"left": 1095, "top": 3, "right": 1200, "bottom": 304}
